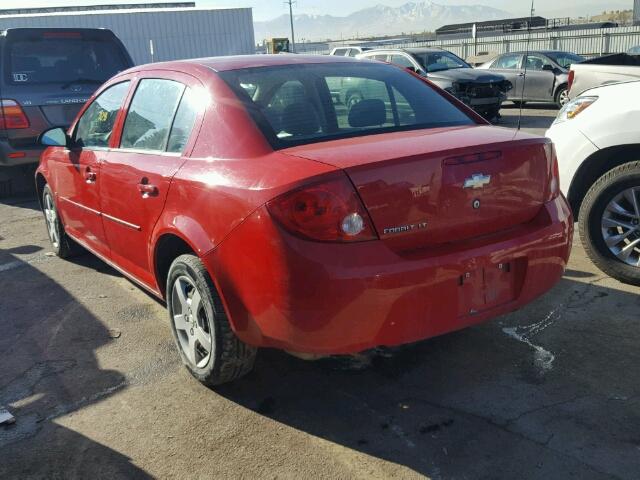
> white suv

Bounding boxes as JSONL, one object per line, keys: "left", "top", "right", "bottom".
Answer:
{"left": 547, "top": 81, "right": 640, "bottom": 285}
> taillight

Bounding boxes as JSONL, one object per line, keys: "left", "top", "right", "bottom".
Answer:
{"left": 567, "top": 70, "right": 575, "bottom": 94}
{"left": 266, "top": 176, "right": 378, "bottom": 242}
{"left": 544, "top": 143, "right": 560, "bottom": 201}
{"left": 0, "top": 100, "right": 29, "bottom": 130}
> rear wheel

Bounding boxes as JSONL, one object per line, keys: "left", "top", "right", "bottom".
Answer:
{"left": 579, "top": 162, "right": 640, "bottom": 285}
{"left": 167, "top": 254, "right": 256, "bottom": 386}
{"left": 41, "top": 184, "right": 79, "bottom": 258}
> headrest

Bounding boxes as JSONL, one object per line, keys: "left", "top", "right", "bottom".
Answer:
{"left": 281, "top": 101, "right": 321, "bottom": 136}
{"left": 348, "top": 99, "right": 386, "bottom": 128}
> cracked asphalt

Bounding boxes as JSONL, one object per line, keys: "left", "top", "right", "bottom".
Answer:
{"left": 1, "top": 107, "right": 639, "bottom": 479}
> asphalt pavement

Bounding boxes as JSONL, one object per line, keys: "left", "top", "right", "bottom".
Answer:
{"left": 1, "top": 105, "right": 639, "bottom": 479}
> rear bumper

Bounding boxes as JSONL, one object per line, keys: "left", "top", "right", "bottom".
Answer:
{"left": 0, "top": 141, "right": 43, "bottom": 167}
{"left": 206, "top": 195, "right": 573, "bottom": 354}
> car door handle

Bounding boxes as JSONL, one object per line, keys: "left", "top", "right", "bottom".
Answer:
{"left": 517, "top": 73, "right": 526, "bottom": 77}
{"left": 137, "top": 182, "right": 158, "bottom": 197}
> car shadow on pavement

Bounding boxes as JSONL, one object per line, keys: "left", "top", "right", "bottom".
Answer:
{"left": 217, "top": 276, "right": 640, "bottom": 479}
{"left": 0, "top": 245, "right": 151, "bottom": 479}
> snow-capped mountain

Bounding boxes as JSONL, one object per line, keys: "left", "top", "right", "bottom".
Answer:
{"left": 254, "top": 1, "right": 512, "bottom": 42}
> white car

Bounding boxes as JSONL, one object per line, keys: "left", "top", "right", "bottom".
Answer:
{"left": 547, "top": 81, "right": 640, "bottom": 285}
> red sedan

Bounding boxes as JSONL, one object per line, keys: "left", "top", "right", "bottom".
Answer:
{"left": 36, "top": 55, "right": 572, "bottom": 385}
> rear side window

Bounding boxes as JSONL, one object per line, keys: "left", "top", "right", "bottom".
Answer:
{"left": 167, "top": 88, "right": 200, "bottom": 153}
{"left": 74, "top": 81, "right": 130, "bottom": 148}
{"left": 332, "top": 49, "right": 348, "bottom": 56}
{"left": 220, "top": 63, "right": 474, "bottom": 148}
{"left": 493, "top": 54, "right": 522, "bottom": 70}
{"left": 121, "top": 79, "right": 185, "bottom": 152}
{"left": 6, "top": 32, "right": 129, "bottom": 85}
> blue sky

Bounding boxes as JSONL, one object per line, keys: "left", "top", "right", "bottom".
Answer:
{"left": 1, "top": 0, "right": 630, "bottom": 22}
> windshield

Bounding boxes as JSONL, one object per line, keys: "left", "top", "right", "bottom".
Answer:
{"left": 219, "top": 62, "right": 474, "bottom": 148}
{"left": 412, "top": 51, "right": 470, "bottom": 72}
{"left": 6, "top": 33, "right": 129, "bottom": 85}
{"left": 545, "top": 52, "right": 585, "bottom": 69}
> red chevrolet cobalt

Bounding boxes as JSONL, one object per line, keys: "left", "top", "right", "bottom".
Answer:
{"left": 36, "top": 55, "right": 572, "bottom": 385}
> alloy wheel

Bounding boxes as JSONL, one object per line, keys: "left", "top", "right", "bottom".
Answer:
{"left": 43, "top": 192, "right": 60, "bottom": 249}
{"left": 558, "top": 89, "right": 570, "bottom": 107}
{"left": 171, "top": 275, "right": 213, "bottom": 368}
{"left": 601, "top": 186, "right": 640, "bottom": 267}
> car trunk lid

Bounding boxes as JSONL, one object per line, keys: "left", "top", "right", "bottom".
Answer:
{"left": 284, "top": 126, "right": 552, "bottom": 251}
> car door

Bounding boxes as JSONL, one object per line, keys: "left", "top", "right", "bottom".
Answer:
{"left": 521, "top": 54, "right": 556, "bottom": 101}
{"left": 98, "top": 73, "right": 204, "bottom": 288}
{"left": 52, "top": 80, "right": 131, "bottom": 258}
{"left": 489, "top": 54, "right": 523, "bottom": 101}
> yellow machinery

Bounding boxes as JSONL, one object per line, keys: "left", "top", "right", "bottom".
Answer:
{"left": 266, "top": 38, "right": 290, "bottom": 54}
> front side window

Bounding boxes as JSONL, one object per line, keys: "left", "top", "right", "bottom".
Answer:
{"left": 74, "top": 81, "right": 130, "bottom": 148}
{"left": 121, "top": 79, "right": 185, "bottom": 152}
{"left": 220, "top": 62, "right": 474, "bottom": 148}
{"left": 493, "top": 54, "right": 522, "bottom": 70}
{"left": 332, "top": 49, "right": 348, "bottom": 56}
{"left": 524, "top": 55, "right": 552, "bottom": 71}
{"left": 389, "top": 55, "right": 414, "bottom": 69}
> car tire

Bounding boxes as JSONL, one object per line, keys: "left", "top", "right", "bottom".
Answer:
{"left": 578, "top": 161, "right": 640, "bottom": 286}
{"left": 41, "top": 184, "right": 80, "bottom": 259}
{"left": 555, "top": 86, "right": 569, "bottom": 109}
{"left": 167, "top": 254, "right": 256, "bottom": 386}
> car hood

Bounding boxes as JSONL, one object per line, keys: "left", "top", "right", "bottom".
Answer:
{"left": 428, "top": 68, "right": 506, "bottom": 83}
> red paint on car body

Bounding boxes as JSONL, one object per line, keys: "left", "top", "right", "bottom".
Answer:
{"left": 37, "top": 55, "right": 573, "bottom": 355}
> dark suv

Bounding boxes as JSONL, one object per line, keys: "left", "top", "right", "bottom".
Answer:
{"left": 0, "top": 28, "right": 133, "bottom": 167}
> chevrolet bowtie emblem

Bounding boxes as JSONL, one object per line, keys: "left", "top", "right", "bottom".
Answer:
{"left": 463, "top": 173, "right": 491, "bottom": 189}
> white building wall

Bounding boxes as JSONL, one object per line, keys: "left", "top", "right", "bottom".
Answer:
{"left": 0, "top": 7, "right": 255, "bottom": 65}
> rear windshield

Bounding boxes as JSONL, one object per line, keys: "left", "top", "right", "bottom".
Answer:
{"left": 219, "top": 62, "right": 475, "bottom": 148}
{"left": 5, "top": 32, "right": 129, "bottom": 85}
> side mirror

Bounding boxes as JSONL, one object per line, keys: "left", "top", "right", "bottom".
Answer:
{"left": 542, "top": 64, "right": 555, "bottom": 72}
{"left": 40, "top": 127, "right": 70, "bottom": 148}
{"left": 405, "top": 66, "right": 419, "bottom": 74}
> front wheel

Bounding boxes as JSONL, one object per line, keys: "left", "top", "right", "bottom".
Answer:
{"left": 579, "top": 161, "right": 640, "bottom": 286}
{"left": 555, "top": 86, "right": 569, "bottom": 108}
{"left": 167, "top": 254, "right": 256, "bottom": 386}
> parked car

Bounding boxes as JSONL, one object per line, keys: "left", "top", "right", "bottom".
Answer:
{"left": 477, "top": 50, "right": 585, "bottom": 107}
{"left": 568, "top": 53, "right": 640, "bottom": 100}
{"left": 357, "top": 48, "right": 511, "bottom": 120}
{"left": 0, "top": 28, "right": 133, "bottom": 167}
{"left": 329, "top": 46, "right": 373, "bottom": 57}
{"left": 547, "top": 81, "right": 640, "bottom": 285}
{"left": 37, "top": 55, "right": 572, "bottom": 386}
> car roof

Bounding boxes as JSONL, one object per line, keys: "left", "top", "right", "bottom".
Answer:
{"left": 499, "top": 50, "right": 577, "bottom": 55}
{"left": 128, "top": 54, "right": 368, "bottom": 73}
{"left": 361, "top": 47, "right": 443, "bottom": 54}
